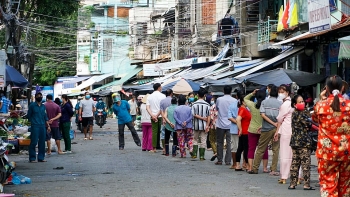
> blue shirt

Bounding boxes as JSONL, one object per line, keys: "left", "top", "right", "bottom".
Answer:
{"left": 228, "top": 102, "right": 239, "bottom": 134}
{"left": 113, "top": 100, "right": 132, "bottom": 125}
{"left": 28, "top": 102, "right": 49, "bottom": 126}
{"left": 75, "top": 102, "right": 80, "bottom": 110}
{"left": 0, "top": 96, "right": 10, "bottom": 113}
{"left": 174, "top": 105, "right": 193, "bottom": 130}
{"left": 216, "top": 95, "right": 237, "bottom": 129}
{"left": 95, "top": 102, "right": 106, "bottom": 110}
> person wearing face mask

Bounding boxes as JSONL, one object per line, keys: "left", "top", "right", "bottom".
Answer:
{"left": 79, "top": 92, "right": 96, "bottom": 140}
{"left": 27, "top": 92, "right": 51, "bottom": 162}
{"left": 113, "top": 96, "right": 141, "bottom": 150}
{"left": 275, "top": 84, "right": 294, "bottom": 184}
{"left": 95, "top": 97, "right": 107, "bottom": 124}
{"left": 188, "top": 92, "right": 195, "bottom": 107}
{"left": 288, "top": 94, "right": 314, "bottom": 190}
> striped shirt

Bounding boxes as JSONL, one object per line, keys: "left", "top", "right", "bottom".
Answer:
{"left": 191, "top": 99, "right": 210, "bottom": 130}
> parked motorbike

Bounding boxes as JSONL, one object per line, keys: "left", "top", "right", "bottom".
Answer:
{"left": 0, "top": 141, "right": 15, "bottom": 192}
{"left": 307, "top": 106, "right": 318, "bottom": 153}
{"left": 95, "top": 109, "right": 105, "bottom": 128}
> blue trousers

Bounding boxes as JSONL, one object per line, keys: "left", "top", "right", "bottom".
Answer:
{"left": 29, "top": 125, "right": 46, "bottom": 161}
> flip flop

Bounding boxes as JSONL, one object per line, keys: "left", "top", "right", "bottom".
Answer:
{"left": 235, "top": 169, "right": 244, "bottom": 171}
{"left": 288, "top": 186, "right": 296, "bottom": 190}
{"left": 84, "top": 138, "right": 88, "bottom": 140}
{"left": 38, "top": 160, "right": 47, "bottom": 162}
{"left": 304, "top": 187, "right": 315, "bottom": 190}
{"left": 89, "top": 137, "right": 93, "bottom": 140}
{"left": 269, "top": 171, "right": 280, "bottom": 176}
{"left": 263, "top": 170, "right": 270, "bottom": 173}
{"left": 29, "top": 160, "right": 37, "bottom": 163}
{"left": 46, "top": 152, "right": 51, "bottom": 155}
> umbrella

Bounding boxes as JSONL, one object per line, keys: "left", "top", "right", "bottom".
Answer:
{"left": 5, "top": 65, "right": 28, "bottom": 88}
{"left": 171, "top": 79, "right": 201, "bottom": 95}
{"left": 236, "top": 68, "right": 325, "bottom": 86}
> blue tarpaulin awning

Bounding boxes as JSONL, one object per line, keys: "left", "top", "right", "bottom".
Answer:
{"left": 62, "top": 76, "right": 91, "bottom": 89}
{"left": 6, "top": 65, "right": 28, "bottom": 88}
{"left": 236, "top": 47, "right": 305, "bottom": 77}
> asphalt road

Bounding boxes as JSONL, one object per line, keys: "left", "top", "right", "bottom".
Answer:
{"left": 5, "top": 119, "right": 321, "bottom": 197}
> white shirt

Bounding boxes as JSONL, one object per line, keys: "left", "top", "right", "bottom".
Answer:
{"left": 128, "top": 99, "right": 137, "bottom": 115}
{"left": 140, "top": 103, "right": 151, "bottom": 123}
{"left": 146, "top": 91, "right": 166, "bottom": 116}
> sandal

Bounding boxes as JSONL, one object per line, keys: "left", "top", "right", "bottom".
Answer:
{"left": 278, "top": 179, "right": 286, "bottom": 184}
{"left": 288, "top": 186, "right": 296, "bottom": 190}
{"left": 269, "top": 171, "right": 280, "bottom": 176}
{"left": 248, "top": 170, "right": 258, "bottom": 174}
{"left": 210, "top": 155, "right": 217, "bottom": 161}
{"left": 304, "top": 187, "right": 315, "bottom": 190}
{"left": 89, "top": 137, "right": 93, "bottom": 140}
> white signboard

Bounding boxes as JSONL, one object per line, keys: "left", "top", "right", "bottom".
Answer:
{"left": 0, "top": 50, "right": 7, "bottom": 89}
{"left": 308, "top": 0, "right": 331, "bottom": 33}
{"left": 154, "top": 59, "right": 193, "bottom": 72}
{"left": 143, "top": 64, "right": 165, "bottom": 77}
{"left": 90, "top": 53, "right": 99, "bottom": 72}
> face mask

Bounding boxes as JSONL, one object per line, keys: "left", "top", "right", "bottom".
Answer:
{"left": 189, "top": 98, "right": 194, "bottom": 102}
{"left": 99, "top": 100, "right": 102, "bottom": 103}
{"left": 266, "top": 89, "right": 269, "bottom": 95}
{"left": 85, "top": 95, "right": 91, "bottom": 99}
{"left": 278, "top": 93, "right": 286, "bottom": 100}
{"left": 295, "top": 103, "right": 305, "bottom": 111}
{"left": 210, "top": 101, "right": 215, "bottom": 105}
{"left": 35, "top": 97, "right": 43, "bottom": 102}
{"left": 114, "top": 97, "right": 121, "bottom": 103}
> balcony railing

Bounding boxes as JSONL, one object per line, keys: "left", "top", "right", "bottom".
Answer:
{"left": 258, "top": 16, "right": 278, "bottom": 45}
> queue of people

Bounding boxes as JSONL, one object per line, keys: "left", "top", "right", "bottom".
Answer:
{"left": 26, "top": 75, "right": 350, "bottom": 196}
{"left": 132, "top": 82, "right": 332, "bottom": 194}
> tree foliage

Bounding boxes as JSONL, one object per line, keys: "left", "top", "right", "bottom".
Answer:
{"left": 0, "top": 0, "right": 81, "bottom": 86}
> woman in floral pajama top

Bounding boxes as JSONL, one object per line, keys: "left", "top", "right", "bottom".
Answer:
{"left": 313, "top": 75, "right": 350, "bottom": 197}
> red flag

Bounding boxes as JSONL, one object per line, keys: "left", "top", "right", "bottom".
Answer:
{"left": 282, "top": 0, "right": 290, "bottom": 29}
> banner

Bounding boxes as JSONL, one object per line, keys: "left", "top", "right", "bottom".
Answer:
{"left": 327, "top": 42, "right": 340, "bottom": 63}
{"left": 330, "top": 0, "right": 337, "bottom": 12}
{"left": 308, "top": 0, "right": 331, "bottom": 33}
{"left": 0, "top": 50, "right": 7, "bottom": 89}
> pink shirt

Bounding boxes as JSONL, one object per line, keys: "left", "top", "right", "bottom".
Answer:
{"left": 44, "top": 101, "right": 61, "bottom": 128}
{"left": 276, "top": 97, "right": 294, "bottom": 135}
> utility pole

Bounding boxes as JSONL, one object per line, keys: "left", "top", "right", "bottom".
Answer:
{"left": 2, "top": 0, "right": 32, "bottom": 104}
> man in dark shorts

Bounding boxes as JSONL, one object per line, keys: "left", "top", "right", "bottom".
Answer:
{"left": 44, "top": 94, "right": 63, "bottom": 154}
{"left": 79, "top": 92, "right": 95, "bottom": 140}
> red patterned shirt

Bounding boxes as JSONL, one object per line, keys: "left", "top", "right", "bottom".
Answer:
{"left": 313, "top": 94, "right": 350, "bottom": 161}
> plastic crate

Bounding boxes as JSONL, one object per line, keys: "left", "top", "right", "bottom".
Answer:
{"left": 18, "top": 139, "right": 31, "bottom": 146}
